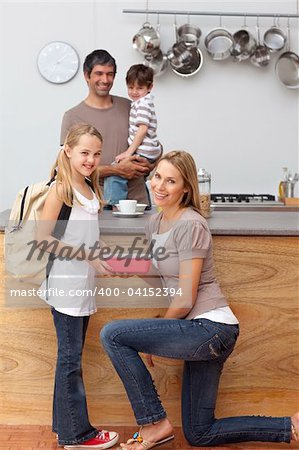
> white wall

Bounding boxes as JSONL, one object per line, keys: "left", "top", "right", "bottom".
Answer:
{"left": 1, "top": 0, "right": 298, "bottom": 210}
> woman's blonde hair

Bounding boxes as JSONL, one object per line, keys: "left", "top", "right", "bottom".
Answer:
{"left": 51, "top": 124, "right": 104, "bottom": 210}
{"left": 158, "top": 151, "right": 201, "bottom": 213}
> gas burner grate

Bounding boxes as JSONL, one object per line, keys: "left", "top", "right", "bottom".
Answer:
{"left": 211, "top": 194, "right": 276, "bottom": 203}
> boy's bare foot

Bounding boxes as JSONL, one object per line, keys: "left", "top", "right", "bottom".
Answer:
{"left": 291, "top": 412, "right": 299, "bottom": 441}
{"left": 119, "top": 418, "right": 174, "bottom": 450}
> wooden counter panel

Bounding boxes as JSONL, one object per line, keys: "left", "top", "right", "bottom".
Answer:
{"left": 0, "top": 234, "right": 298, "bottom": 425}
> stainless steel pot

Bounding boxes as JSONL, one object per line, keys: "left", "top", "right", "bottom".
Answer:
{"left": 263, "top": 19, "right": 286, "bottom": 52}
{"left": 177, "top": 23, "right": 201, "bottom": 47}
{"left": 275, "top": 23, "right": 299, "bottom": 89}
{"left": 167, "top": 41, "right": 193, "bottom": 69}
{"left": 167, "top": 19, "right": 193, "bottom": 69}
{"left": 132, "top": 22, "right": 160, "bottom": 56}
{"left": 205, "top": 28, "right": 234, "bottom": 60}
{"left": 250, "top": 19, "right": 270, "bottom": 67}
{"left": 143, "top": 50, "right": 168, "bottom": 76}
{"left": 171, "top": 47, "right": 203, "bottom": 77}
{"left": 231, "top": 28, "right": 257, "bottom": 61}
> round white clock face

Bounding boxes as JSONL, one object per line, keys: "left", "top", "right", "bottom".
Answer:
{"left": 37, "top": 41, "right": 79, "bottom": 84}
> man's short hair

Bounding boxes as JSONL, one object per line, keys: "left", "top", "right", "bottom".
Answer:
{"left": 83, "top": 49, "right": 117, "bottom": 77}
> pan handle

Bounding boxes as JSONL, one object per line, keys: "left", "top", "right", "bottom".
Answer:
{"left": 287, "top": 17, "right": 291, "bottom": 52}
{"left": 173, "top": 14, "right": 179, "bottom": 42}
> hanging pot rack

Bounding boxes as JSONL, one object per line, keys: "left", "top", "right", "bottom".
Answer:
{"left": 122, "top": 9, "right": 299, "bottom": 19}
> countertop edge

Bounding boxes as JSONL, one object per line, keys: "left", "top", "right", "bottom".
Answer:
{"left": 1, "top": 209, "right": 298, "bottom": 237}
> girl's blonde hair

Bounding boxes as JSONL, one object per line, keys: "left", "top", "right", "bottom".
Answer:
{"left": 51, "top": 124, "right": 104, "bottom": 210}
{"left": 158, "top": 151, "right": 201, "bottom": 214}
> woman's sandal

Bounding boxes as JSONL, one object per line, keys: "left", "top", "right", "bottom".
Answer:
{"left": 123, "top": 428, "right": 174, "bottom": 450}
{"left": 291, "top": 422, "right": 299, "bottom": 441}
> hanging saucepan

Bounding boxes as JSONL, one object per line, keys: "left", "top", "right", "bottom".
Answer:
{"left": 231, "top": 30, "right": 257, "bottom": 61}
{"left": 132, "top": 22, "right": 160, "bottom": 56}
{"left": 142, "top": 15, "right": 168, "bottom": 76}
{"left": 275, "top": 21, "right": 299, "bottom": 89}
{"left": 171, "top": 47, "right": 203, "bottom": 77}
{"left": 177, "top": 15, "right": 201, "bottom": 48}
{"left": 205, "top": 29, "right": 234, "bottom": 60}
{"left": 263, "top": 17, "right": 286, "bottom": 52}
{"left": 167, "top": 42, "right": 193, "bottom": 69}
{"left": 231, "top": 16, "right": 256, "bottom": 61}
{"left": 143, "top": 51, "right": 168, "bottom": 76}
{"left": 250, "top": 17, "right": 270, "bottom": 67}
{"left": 205, "top": 16, "right": 234, "bottom": 61}
{"left": 167, "top": 16, "right": 194, "bottom": 69}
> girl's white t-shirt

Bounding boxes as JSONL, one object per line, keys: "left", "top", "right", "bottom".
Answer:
{"left": 40, "top": 187, "right": 100, "bottom": 317}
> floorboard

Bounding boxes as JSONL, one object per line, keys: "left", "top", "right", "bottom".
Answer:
{"left": 0, "top": 425, "right": 298, "bottom": 450}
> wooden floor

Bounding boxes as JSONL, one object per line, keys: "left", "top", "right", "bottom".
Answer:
{"left": 1, "top": 425, "right": 298, "bottom": 450}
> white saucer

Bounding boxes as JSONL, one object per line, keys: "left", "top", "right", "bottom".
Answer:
{"left": 115, "top": 203, "right": 147, "bottom": 213}
{"left": 112, "top": 211, "right": 144, "bottom": 218}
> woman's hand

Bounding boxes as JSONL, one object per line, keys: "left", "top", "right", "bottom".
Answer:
{"left": 88, "top": 257, "right": 113, "bottom": 275}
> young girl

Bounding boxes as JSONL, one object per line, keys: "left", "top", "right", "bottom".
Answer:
{"left": 38, "top": 124, "right": 118, "bottom": 448}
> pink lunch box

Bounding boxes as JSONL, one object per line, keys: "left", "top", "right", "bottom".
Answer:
{"left": 107, "top": 257, "right": 151, "bottom": 273}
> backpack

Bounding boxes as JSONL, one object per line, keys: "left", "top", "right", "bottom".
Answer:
{"left": 5, "top": 177, "right": 72, "bottom": 287}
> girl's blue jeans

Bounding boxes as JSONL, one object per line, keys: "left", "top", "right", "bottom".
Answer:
{"left": 100, "top": 318, "right": 291, "bottom": 446}
{"left": 51, "top": 308, "right": 98, "bottom": 446}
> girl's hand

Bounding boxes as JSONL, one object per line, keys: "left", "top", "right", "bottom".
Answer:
{"left": 89, "top": 258, "right": 113, "bottom": 275}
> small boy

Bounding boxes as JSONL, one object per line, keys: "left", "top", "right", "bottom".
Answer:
{"left": 104, "top": 64, "right": 161, "bottom": 207}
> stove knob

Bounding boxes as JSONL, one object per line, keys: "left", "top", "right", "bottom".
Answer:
{"left": 221, "top": 197, "right": 226, "bottom": 202}
{"left": 245, "top": 197, "right": 250, "bottom": 203}
{"left": 214, "top": 198, "right": 218, "bottom": 202}
{"left": 229, "top": 197, "right": 233, "bottom": 202}
{"left": 237, "top": 196, "right": 242, "bottom": 203}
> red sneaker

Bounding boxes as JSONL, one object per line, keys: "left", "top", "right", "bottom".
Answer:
{"left": 64, "top": 430, "right": 119, "bottom": 449}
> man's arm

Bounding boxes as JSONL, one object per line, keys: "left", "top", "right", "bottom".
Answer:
{"left": 99, "top": 155, "right": 150, "bottom": 179}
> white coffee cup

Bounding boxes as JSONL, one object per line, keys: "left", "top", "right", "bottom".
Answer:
{"left": 118, "top": 200, "right": 137, "bottom": 213}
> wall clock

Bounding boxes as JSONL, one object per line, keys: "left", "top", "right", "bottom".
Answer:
{"left": 37, "top": 41, "right": 79, "bottom": 84}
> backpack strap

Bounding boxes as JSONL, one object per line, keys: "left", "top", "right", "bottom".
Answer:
{"left": 45, "top": 178, "right": 96, "bottom": 297}
{"left": 18, "top": 186, "right": 29, "bottom": 226}
{"left": 85, "top": 177, "right": 95, "bottom": 192}
{"left": 45, "top": 202, "right": 72, "bottom": 299}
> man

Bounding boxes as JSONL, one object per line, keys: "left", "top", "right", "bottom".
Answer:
{"left": 61, "top": 49, "right": 157, "bottom": 206}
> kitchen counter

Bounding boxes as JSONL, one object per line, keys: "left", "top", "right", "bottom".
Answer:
{"left": 1, "top": 207, "right": 298, "bottom": 426}
{"left": 99, "top": 209, "right": 299, "bottom": 236}
{"left": 1, "top": 207, "right": 298, "bottom": 236}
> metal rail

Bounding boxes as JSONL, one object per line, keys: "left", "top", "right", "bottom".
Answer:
{"left": 123, "top": 9, "right": 299, "bottom": 19}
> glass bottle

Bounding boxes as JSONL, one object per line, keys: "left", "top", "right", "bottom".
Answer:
{"left": 278, "top": 167, "right": 288, "bottom": 199}
{"left": 197, "top": 168, "right": 211, "bottom": 218}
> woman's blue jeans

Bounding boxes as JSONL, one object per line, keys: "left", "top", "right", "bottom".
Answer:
{"left": 52, "top": 308, "right": 98, "bottom": 446}
{"left": 100, "top": 318, "right": 291, "bottom": 446}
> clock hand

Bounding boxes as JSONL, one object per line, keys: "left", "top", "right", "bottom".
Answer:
{"left": 50, "top": 54, "right": 68, "bottom": 74}
{"left": 56, "top": 53, "right": 70, "bottom": 64}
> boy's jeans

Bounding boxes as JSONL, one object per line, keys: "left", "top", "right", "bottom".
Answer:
{"left": 104, "top": 175, "right": 128, "bottom": 206}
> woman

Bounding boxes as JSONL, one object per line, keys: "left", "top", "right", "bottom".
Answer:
{"left": 100, "top": 151, "right": 299, "bottom": 448}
